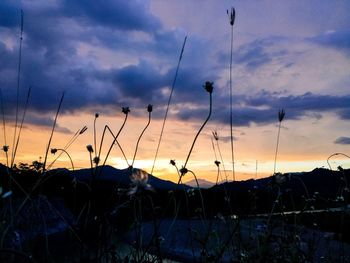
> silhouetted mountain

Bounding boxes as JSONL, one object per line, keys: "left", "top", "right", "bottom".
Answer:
{"left": 70, "top": 165, "right": 190, "bottom": 191}
{"left": 206, "top": 168, "right": 350, "bottom": 214}
{"left": 185, "top": 178, "right": 215, "bottom": 188}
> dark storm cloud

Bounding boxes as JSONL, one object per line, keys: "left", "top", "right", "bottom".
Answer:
{"left": 1, "top": 1, "right": 350, "bottom": 131}
{"left": 0, "top": 0, "right": 171, "bottom": 117}
{"left": 111, "top": 60, "right": 168, "bottom": 102}
{"left": 63, "top": 0, "right": 161, "bottom": 32}
{"left": 217, "top": 36, "right": 290, "bottom": 71}
{"left": 334, "top": 137, "right": 350, "bottom": 145}
{"left": 173, "top": 90, "right": 350, "bottom": 127}
{"left": 308, "top": 30, "right": 350, "bottom": 53}
{"left": 339, "top": 108, "right": 350, "bottom": 120}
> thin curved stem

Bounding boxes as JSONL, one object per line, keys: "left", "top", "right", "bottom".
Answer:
{"left": 216, "top": 139, "right": 228, "bottom": 181}
{"left": 93, "top": 115, "right": 98, "bottom": 159}
{"left": 99, "top": 113, "right": 128, "bottom": 168}
{"left": 10, "top": 87, "right": 31, "bottom": 168}
{"left": 183, "top": 93, "right": 212, "bottom": 169}
{"left": 327, "top": 152, "right": 350, "bottom": 170}
{"left": 215, "top": 164, "right": 221, "bottom": 185}
{"left": 0, "top": 89, "right": 8, "bottom": 167}
{"left": 188, "top": 169, "right": 206, "bottom": 219}
{"left": 54, "top": 148, "right": 75, "bottom": 171}
{"left": 151, "top": 36, "right": 187, "bottom": 175}
{"left": 47, "top": 126, "right": 87, "bottom": 170}
{"left": 131, "top": 112, "right": 151, "bottom": 168}
{"left": 229, "top": 19, "right": 235, "bottom": 181}
{"left": 42, "top": 92, "right": 65, "bottom": 172}
{"left": 273, "top": 121, "right": 282, "bottom": 175}
{"left": 11, "top": 10, "right": 24, "bottom": 168}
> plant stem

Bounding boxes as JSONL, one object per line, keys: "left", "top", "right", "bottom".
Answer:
{"left": 151, "top": 36, "right": 187, "bottom": 175}
{"left": 229, "top": 15, "right": 235, "bottom": 181}
{"left": 131, "top": 111, "right": 151, "bottom": 168}
{"left": 273, "top": 121, "right": 282, "bottom": 174}
{"left": 42, "top": 92, "right": 65, "bottom": 172}
{"left": 11, "top": 10, "right": 24, "bottom": 168}
{"left": 183, "top": 93, "right": 212, "bottom": 169}
{"left": 10, "top": 86, "right": 31, "bottom": 168}
{"left": 0, "top": 89, "right": 8, "bottom": 167}
{"left": 100, "top": 113, "right": 128, "bottom": 169}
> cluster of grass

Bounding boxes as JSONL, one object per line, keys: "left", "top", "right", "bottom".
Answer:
{"left": 0, "top": 8, "right": 350, "bottom": 263}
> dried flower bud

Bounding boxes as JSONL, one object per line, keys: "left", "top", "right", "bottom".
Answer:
{"left": 147, "top": 104, "right": 153, "bottom": 113}
{"left": 122, "top": 107, "right": 130, "bottom": 115}
{"left": 278, "top": 109, "right": 285, "bottom": 122}
{"left": 212, "top": 131, "right": 219, "bottom": 141}
{"left": 86, "top": 144, "right": 94, "bottom": 153}
{"left": 203, "top": 81, "right": 214, "bottom": 94}
{"left": 93, "top": 156, "right": 100, "bottom": 165}
{"left": 170, "top": 159, "right": 176, "bottom": 166}
{"left": 2, "top": 145, "right": 9, "bottom": 152}
{"left": 227, "top": 7, "right": 236, "bottom": 26}
{"left": 51, "top": 148, "right": 57, "bottom": 155}
{"left": 179, "top": 167, "right": 188, "bottom": 175}
{"left": 79, "top": 126, "right": 88, "bottom": 134}
{"left": 215, "top": 160, "right": 221, "bottom": 167}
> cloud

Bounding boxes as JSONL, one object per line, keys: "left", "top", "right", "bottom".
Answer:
{"left": 308, "top": 30, "right": 350, "bottom": 53}
{"left": 1, "top": 1, "right": 350, "bottom": 132}
{"left": 334, "top": 137, "right": 350, "bottom": 145}
{"left": 63, "top": 0, "right": 161, "bottom": 32}
{"left": 172, "top": 90, "right": 350, "bottom": 127}
{"left": 216, "top": 36, "right": 291, "bottom": 72}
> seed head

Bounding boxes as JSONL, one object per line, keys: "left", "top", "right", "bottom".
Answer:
{"left": 278, "top": 109, "right": 285, "bottom": 122}
{"left": 203, "top": 81, "right": 214, "bottom": 94}
{"left": 212, "top": 131, "right": 219, "bottom": 141}
{"left": 122, "top": 107, "right": 130, "bottom": 115}
{"left": 50, "top": 148, "right": 57, "bottom": 155}
{"left": 2, "top": 145, "right": 9, "bottom": 152}
{"left": 147, "top": 104, "right": 153, "bottom": 113}
{"left": 79, "top": 126, "right": 88, "bottom": 134}
{"left": 215, "top": 160, "right": 221, "bottom": 167}
{"left": 227, "top": 7, "right": 236, "bottom": 26}
{"left": 93, "top": 156, "right": 100, "bottom": 165}
{"left": 95, "top": 113, "right": 99, "bottom": 118}
{"left": 86, "top": 144, "right": 94, "bottom": 153}
{"left": 179, "top": 167, "right": 188, "bottom": 175}
{"left": 170, "top": 159, "right": 176, "bottom": 166}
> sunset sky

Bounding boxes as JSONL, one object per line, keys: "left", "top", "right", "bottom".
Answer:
{"left": 0, "top": 0, "right": 350, "bottom": 183}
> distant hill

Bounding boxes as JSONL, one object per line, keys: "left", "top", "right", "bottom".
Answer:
{"left": 185, "top": 178, "right": 215, "bottom": 188}
{"left": 70, "top": 165, "right": 190, "bottom": 191}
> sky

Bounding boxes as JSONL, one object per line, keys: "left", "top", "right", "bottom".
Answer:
{"left": 0, "top": 0, "right": 350, "bottom": 183}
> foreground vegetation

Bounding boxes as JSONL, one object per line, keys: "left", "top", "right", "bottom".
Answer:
{"left": 0, "top": 162, "right": 349, "bottom": 262}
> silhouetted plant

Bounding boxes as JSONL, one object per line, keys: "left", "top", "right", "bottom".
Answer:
{"left": 47, "top": 125, "right": 87, "bottom": 170}
{"left": 179, "top": 81, "right": 213, "bottom": 184}
{"left": 93, "top": 112, "right": 99, "bottom": 164}
{"left": 215, "top": 160, "right": 221, "bottom": 185}
{"left": 213, "top": 131, "right": 228, "bottom": 181}
{"left": 42, "top": 92, "right": 65, "bottom": 172}
{"left": 0, "top": 89, "right": 8, "bottom": 167}
{"left": 131, "top": 104, "right": 153, "bottom": 168}
{"left": 151, "top": 36, "right": 187, "bottom": 175}
{"left": 11, "top": 10, "right": 24, "bottom": 169}
{"left": 227, "top": 6, "right": 236, "bottom": 181}
{"left": 10, "top": 87, "right": 31, "bottom": 168}
{"left": 273, "top": 109, "right": 285, "bottom": 175}
{"left": 50, "top": 148, "right": 75, "bottom": 171}
{"left": 327, "top": 152, "right": 350, "bottom": 170}
{"left": 98, "top": 106, "right": 130, "bottom": 174}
